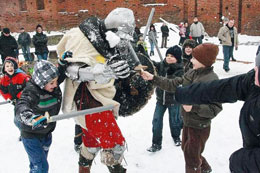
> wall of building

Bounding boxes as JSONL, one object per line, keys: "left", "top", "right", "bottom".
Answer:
{"left": 0, "top": 0, "right": 259, "bottom": 36}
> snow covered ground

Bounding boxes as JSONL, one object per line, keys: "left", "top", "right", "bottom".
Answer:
{"left": 0, "top": 23, "right": 259, "bottom": 173}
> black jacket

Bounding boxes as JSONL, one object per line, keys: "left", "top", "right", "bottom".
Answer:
{"left": 175, "top": 69, "right": 260, "bottom": 172}
{"left": 18, "top": 32, "right": 31, "bottom": 46}
{"left": 153, "top": 60, "right": 183, "bottom": 105}
{"left": 15, "top": 66, "right": 66, "bottom": 138}
{"left": 0, "top": 35, "right": 18, "bottom": 59}
{"left": 32, "top": 32, "right": 49, "bottom": 55}
{"left": 160, "top": 25, "right": 169, "bottom": 37}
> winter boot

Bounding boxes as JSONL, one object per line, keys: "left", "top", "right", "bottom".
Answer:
{"left": 186, "top": 166, "right": 201, "bottom": 173}
{"left": 79, "top": 166, "right": 90, "bottom": 173}
{"left": 107, "top": 164, "right": 126, "bottom": 173}
{"left": 147, "top": 144, "right": 161, "bottom": 152}
{"left": 201, "top": 158, "right": 212, "bottom": 173}
{"left": 78, "top": 154, "right": 93, "bottom": 173}
{"left": 173, "top": 137, "right": 181, "bottom": 147}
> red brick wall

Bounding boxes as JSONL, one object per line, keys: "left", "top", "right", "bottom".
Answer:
{"left": 0, "top": 0, "right": 259, "bottom": 36}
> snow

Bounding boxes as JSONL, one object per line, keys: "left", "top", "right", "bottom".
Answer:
{"left": 1, "top": 22, "right": 259, "bottom": 172}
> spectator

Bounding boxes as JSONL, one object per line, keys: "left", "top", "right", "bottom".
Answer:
{"left": 148, "top": 24, "right": 157, "bottom": 56}
{"left": 18, "top": 27, "right": 32, "bottom": 62}
{"left": 160, "top": 23, "right": 169, "bottom": 48}
{"left": 147, "top": 45, "right": 184, "bottom": 152}
{"left": 178, "top": 22, "right": 186, "bottom": 46}
{"left": 0, "top": 28, "right": 18, "bottom": 63}
{"left": 218, "top": 19, "right": 239, "bottom": 72}
{"left": 189, "top": 17, "right": 205, "bottom": 45}
{"left": 32, "top": 24, "right": 49, "bottom": 61}
{"left": 137, "top": 34, "right": 148, "bottom": 56}
{"left": 184, "top": 22, "right": 190, "bottom": 41}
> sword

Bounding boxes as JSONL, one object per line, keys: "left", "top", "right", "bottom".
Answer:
{"left": 0, "top": 100, "right": 11, "bottom": 105}
{"left": 45, "top": 105, "right": 115, "bottom": 123}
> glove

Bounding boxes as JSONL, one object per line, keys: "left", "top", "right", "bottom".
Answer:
{"left": 10, "top": 99, "right": 17, "bottom": 105}
{"left": 235, "top": 46, "right": 238, "bottom": 50}
{"left": 107, "top": 55, "right": 130, "bottom": 79}
{"left": 58, "top": 51, "right": 72, "bottom": 66}
{"left": 201, "top": 35, "right": 204, "bottom": 39}
{"left": 31, "top": 115, "right": 47, "bottom": 130}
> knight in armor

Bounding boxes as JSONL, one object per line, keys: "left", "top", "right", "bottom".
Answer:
{"left": 56, "top": 8, "right": 136, "bottom": 173}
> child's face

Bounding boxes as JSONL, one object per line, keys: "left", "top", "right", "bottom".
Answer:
{"left": 4, "top": 62, "right": 15, "bottom": 75}
{"left": 37, "top": 27, "right": 42, "bottom": 33}
{"left": 185, "top": 46, "right": 193, "bottom": 55}
{"left": 166, "top": 54, "right": 177, "bottom": 64}
{"left": 191, "top": 57, "right": 205, "bottom": 69}
{"left": 44, "top": 77, "right": 58, "bottom": 92}
{"left": 139, "top": 36, "right": 144, "bottom": 41}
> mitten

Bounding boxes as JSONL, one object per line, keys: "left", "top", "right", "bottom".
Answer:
{"left": 58, "top": 51, "right": 73, "bottom": 66}
{"left": 31, "top": 115, "right": 47, "bottom": 129}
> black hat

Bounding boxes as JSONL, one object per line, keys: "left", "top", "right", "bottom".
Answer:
{"left": 3, "top": 28, "right": 10, "bottom": 34}
{"left": 166, "top": 45, "right": 182, "bottom": 63}
{"left": 2, "top": 57, "right": 18, "bottom": 74}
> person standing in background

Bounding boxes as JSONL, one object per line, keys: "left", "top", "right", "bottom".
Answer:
{"left": 184, "top": 22, "right": 190, "bottom": 41}
{"left": 33, "top": 24, "right": 49, "bottom": 61}
{"left": 178, "top": 22, "right": 186, "bottom": 46}
{"left": 0, "top": 28, "right": 18, "bottom": 63}
{"left": 189, "top": 17, "right": 205, "bottom": 45}
{"left": 148, "top": 24, "right": 157, "bottom": 56}
{"left": 18, "top": 27, "right": 32, "bottom": 62}
{"left": 218, "top": 19, "right": 239, "bottom": 72}
{"left": 161, "top": 23, "right": 169, "bottom": 48}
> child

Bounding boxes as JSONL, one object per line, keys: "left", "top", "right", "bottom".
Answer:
{"left": 147, "top": 45, "right": 184, "bottom": 152}
{"left": 0, "top": 56, "right": 30, "bottom": 103}
{"left": 136, "top": 34, "right": 148, "bottom": 56}
{"left": 178, "top": 22, "right": 186, "bottom": 46}
{"left": 182, "top": 39, "right": 197, "bottom": 72}
{"left": 15, "top": 60, "right": 66, "bottom": 173}
{"left": 141, "top": 43, "right": 222, "bottom": 173}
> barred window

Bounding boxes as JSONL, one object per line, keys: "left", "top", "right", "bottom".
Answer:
{"left": 19, "top": 0, "right": 27, "bottom": 11}
{"left": 36, "top": 0, "right": 45, "bottom": 10}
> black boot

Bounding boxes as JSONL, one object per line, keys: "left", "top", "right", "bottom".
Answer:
{"left": 107, "top": 164, "right": 126, "bottom": 173}
{"left": 78, "top": 154, "right": 93, "bottom": 173}
{"left": 147, "top": 144, "right": 161, "bottom": 152}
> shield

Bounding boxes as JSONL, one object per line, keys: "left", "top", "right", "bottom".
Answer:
{"left": 114, "top": 53, "right": 156, "bottom": 117}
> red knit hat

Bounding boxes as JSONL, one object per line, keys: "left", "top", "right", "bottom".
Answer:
{"left": 192, "top": 43, "right": 219, "bottom": 67}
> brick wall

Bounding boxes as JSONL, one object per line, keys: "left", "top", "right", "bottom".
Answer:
{"left": 0, "top": 0, "right": 259, "bottom": 36}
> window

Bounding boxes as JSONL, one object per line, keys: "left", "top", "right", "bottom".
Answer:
{"left": 58, "top": 0, "right": 65, "bottom": 2}
{"left": 19, "top": 0, "right": 27, "bottom": 11}
{"left": 36, "top": 0, "right": 45, "bottom": 10}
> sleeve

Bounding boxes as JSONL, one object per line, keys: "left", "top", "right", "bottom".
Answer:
{"left": 175, "top": 71, "right": 252, "bottom": 105}
{"left": 153, "top": 75, "right": 184, "bottom": 93}
{"left": 191, "top": 103, "right": 222, "bottom": 119}
{"left": 16, "top": 74, "right": 30, "bottom": 99}
{"left": 229, "top": 147, "right": 260, "bottom": 173}
{"left": 217, "top": 27, "right": 226, "bottom": 42}
{"left": 15, "top": 86, "right": 38, "bottom": 124}
{"left": 0, "top": 77, "right": 12, "bottom": 100}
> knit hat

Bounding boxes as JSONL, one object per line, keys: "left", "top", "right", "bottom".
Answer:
{"left": 32, "top": 60, "right": 59, "bottom": 89}
{"left": 2, "top": 57, "right": 18, "bottom": 74}
{"left": 166, "top": 45, "right": 182, "bottom": 63}
{"left": 192, "top": 43, "right": 219, "bottom": 67}
{"left": 3, "top": 28, "right": 10, "bottom": 34}
{"left": 255, "top": 53, "right": 260, "bottom": 67}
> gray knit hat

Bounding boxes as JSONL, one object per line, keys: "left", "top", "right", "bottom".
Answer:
{"left": 256, "top": 53, "right": 260, "bottom": 66}
{"left": 32, "top": 60, "right": 59, "bottom": 89}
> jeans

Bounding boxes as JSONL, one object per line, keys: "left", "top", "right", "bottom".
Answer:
{"left": 149, "top": 41, "right": 155, "bottom": 53}
{"left": 152, "top": 101, "right": 183, "bottom": 146}
{"left": 22, "top": 134, "right": 52, "bottom": 173}
{"left": 37, "top": 53, "right": 48, "bottom": 61}
{"left": 192, "top": 36, "right": 202, "bottom": 44}
{"left": 21, "top": 45, "right": 32, "bottom": 61}
{"left": 223, "top": 45, "right": 233, "bottom": 70}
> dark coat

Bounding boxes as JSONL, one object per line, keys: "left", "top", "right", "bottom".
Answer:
{"left": 18, "top": 32, "right": 31, "bottom": 47}
{"left": 153, "top": 67, "right": 222, "bottom": 129}
{"left": 161, "top": 25, "right": 169, "bottom": 37}
{"left": 175, "top": 69, "right": 260, "bottom": 172}
{"left": 32, "top": 32, "right": 49, "bottom": 55}
{"left": 0, "top": 35, "right": 18, "bottom": 59}
{"left": 153, "top": 60, "right": 183, "bottom": 105}
{"left": 15, "top": 66, "right": 66, "bottom": 138}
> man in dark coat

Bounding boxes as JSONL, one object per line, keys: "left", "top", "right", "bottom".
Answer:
{"left": 32, "top": 24, "right": 49, "bottom": 60}
{"left": 160, "top": 23, "right": 169, "bottom": 48}
{"left": 18, "top": 27, "right": 32, "bottom": 61}
{"left": 174, "top": 53, "right": 260, "bottom": 173}
{"left": 0, "top": 28, "right": 18, "bottom": 63}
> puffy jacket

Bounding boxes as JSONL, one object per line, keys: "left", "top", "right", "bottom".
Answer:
{"left": 153, "top": 60, "right": 183, "bottom": 105}
{"left": 175, "top": 69, "right": 260, "bottom": 172}
{"left": 0, "top": 69, "right": 30, "bottom": 100}
{"left": 0, "top": 35, "right": 18, "bottom": 59}
{"left": 32, "top": 32, "right": 49, "bottom": 55}
{"left": 153, "top": 67, "right": 222, "bottom": 129}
